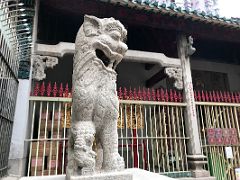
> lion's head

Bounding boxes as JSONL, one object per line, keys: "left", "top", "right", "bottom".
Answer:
{"left": 75, "top": 15, "right": 128, "bottom": 71}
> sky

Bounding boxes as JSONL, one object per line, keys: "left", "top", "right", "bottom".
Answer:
{"left": 218, "top": 0, "right": 240, "bottom": 18}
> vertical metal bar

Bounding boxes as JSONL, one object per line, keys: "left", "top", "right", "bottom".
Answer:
{"left": 139, "top": 104, "right": 145, "bottom": 170}
{"left": 34, "top": 102, "right": 43, "bottom": 176}
{"left": 134, "top": 104, "right": 139, "bottom": 168}
{"left": 198, "top": 105, "right": 208, "bottom": 171}
{"left": 162, "top": 106, "right": 170, "bottom": 172}
{"left": 167, "top": 106, "right": 174, "bottom": 172}
{"left": 175, "top": 106, "right": 184, "bottom": 171}
{"left": 158, "top": 106, "right": 165, "bottom": 172}
{"left": 171, "top": 106, "right": 179, "bottom": 171}
{"left": 180, "top": 106, "right": 188, "bottom": 171}
{"left": 62, "top": 103, "right": 68, "bottom": 174}
{"left": 130, "top": 104, "right": 134, "bottom": 168}
{"left": 55, "top": 102, "right": 62, "bottom": 175}
{"left": 144, "top": 105, "right": 150, "bottom": 170}
{"left": 229, "top": 106, "right": 237, "bottom": 179}
{"left": 153, "top": 105, "right": 160, "bottom": 173}
{"left": 49, "top": 102, "right": 55, "bottom": 175}
{"left": 149, "top": 105, "right": 156, "bottom": 172}
{"left": 124, "top": 104, "right": 129, "bottom": 168}
{"left": 42, "top": 102, "right": 49, "bottom": 175}
{"left": 233, "top": 107, "right": 240, "bottom": 161}
{"left": 120, "top": 104, "right": 124, "bottom": 158}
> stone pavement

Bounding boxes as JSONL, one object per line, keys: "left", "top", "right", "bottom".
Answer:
{"left": 2, "top": 176, "right": 19, "bottom": 180}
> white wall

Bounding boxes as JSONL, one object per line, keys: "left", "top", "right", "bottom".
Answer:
{"left": 9, "top": 79, "right": 32, "bottom": 176}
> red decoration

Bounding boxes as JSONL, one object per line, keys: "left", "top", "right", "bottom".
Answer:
{"left": 223, "top": 91, "right": 227, "bottom": 102}
{"left": 138, "top": 87, "right": 142, "bottom": 100}
{"left": 215, "top": 137, "right": 223, "bottom": 145}
{"left": 197, "top": 91, "right": 201, "bottom": 101}
{"left": 53, "top": 82, "right": 58, "bottom": 97}
{"left": 118, "top": 87, "right": 123, "bottom": 100}
{"left": 123, "top": 87, "right": 128, "bottom": 100}
{"left": 161, "top": 89, "right": 165, "bottom": 102}
{"left": 227, "top": 91, "right": 231, "bottom": 103}
{"left": 206, "top": 128, "right": 215, "bottom": 137}
{"left": 133, "top": 88, "right": 138, "bottom": 100}
{"left": 223, "top": 137, "right": 231, "bottom": 145}
{"left": 178, "top": 91, "right": 182, "bottom": 102}
{"left": 231, "top": 92, "right": 235, "bottom": 103}
{"left": 152, "top": 89, "right": 156, "bottom": 101}
{"left": 165, "top": 89, "right": 169, "bottom": 102}
{"left": 219, "top": 91, "right": 224, "bottom": 102}
{"left": 209, "top": 91, "right": 213, "bottom": 102}
{"left": 231, "top": 137, "right": 239, "bottom": 145}
{"left": 156, "top": 89, "right": 160, "bottom": 101}
{"left": 170, "top": 89, "right": 173, "bottom": 102}
{"left": 147, "top": 88, "right": 151, "bottom": 101}
{"left": 216, "top": 91, "right": 220, "bottom": 102}
{"left": 40, "top": 82, "right": 45, "bottom": 96}
{"left": 47, "top": 82, "right": 52, "bottom": 97}
{"left": 205, "top": 91, "right": 209, "bottom": 102}
{"left": 212, "top": 91, "right": 216, "bottom": 102}
{"left": 142, "top": 88, "right": 147, "bottom": 101}
{"left": 201, "top": 90, "right": 205, "bottom": 102}
{"left": 59, "top": 83, "right": 63, "bottom": 97}
{"left": 173, "top": 90, "right": 178, "bottom": 102}
{"left": 64, "top": 83, "right": 69, "bottom": 97}
{"left": 129, "top": 87, "right": 133, "bottom": 100}
{"left": 33, "top": 82, "right": 40, "bottom": 96}
{"left": 207, "top": 137, "right": 216, "bottom": 145}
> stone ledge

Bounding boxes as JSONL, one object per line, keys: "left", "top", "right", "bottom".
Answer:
{"left": 179, "top": 177, "right": 216, "bottom": 180}
{"left": 69, "top": 171, "right": 132, "bottom": 180}
{"left": 20, "top": 168, "right": 177, "bottom": 180}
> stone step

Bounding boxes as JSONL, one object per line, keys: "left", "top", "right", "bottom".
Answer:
{"left": 179, "top": 177, "right": 216, "bottom": 180}
{"left": 2, "top": 176, "right": 20, "bottom": 180}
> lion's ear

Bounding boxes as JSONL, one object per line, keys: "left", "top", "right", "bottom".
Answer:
{"left": 83, "top": 15, "right": 101, "bottom": 37}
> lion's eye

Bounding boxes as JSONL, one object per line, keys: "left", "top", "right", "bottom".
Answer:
{"left": 110, "top": 31, "right": 121, "bottom": 41}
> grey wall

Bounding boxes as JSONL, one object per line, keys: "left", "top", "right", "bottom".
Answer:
{"left": 191, "top": 59, "right": 240, "bottom": 91}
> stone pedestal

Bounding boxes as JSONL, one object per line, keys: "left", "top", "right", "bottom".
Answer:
{"left": 69, "top": 171, "right": 132, "bottom": 180}
{"left": 20, "top": 168, "right": 176, "bottom": 180}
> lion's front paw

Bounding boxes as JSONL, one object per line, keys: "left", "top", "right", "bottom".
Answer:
{"left": 102, "top": 153, "right": 125, "bottom": 171}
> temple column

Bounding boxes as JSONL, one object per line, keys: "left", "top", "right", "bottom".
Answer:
{"left": 177, "top": 34, "right": 214, "bottom": 179}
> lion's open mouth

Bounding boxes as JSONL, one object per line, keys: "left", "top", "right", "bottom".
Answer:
{"left": 95, "top": 49, "right": 111, "bottom": 67}
{"left": 93, "top": 41, "right": 123, "bottom": 70}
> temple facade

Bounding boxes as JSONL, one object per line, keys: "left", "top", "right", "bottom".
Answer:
{"left": 2, "top": 0, "right": 240, "bottom": 180}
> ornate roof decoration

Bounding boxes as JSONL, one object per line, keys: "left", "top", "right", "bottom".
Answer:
{"left": 100, "top": 0, "right": 240, "bottom": 29}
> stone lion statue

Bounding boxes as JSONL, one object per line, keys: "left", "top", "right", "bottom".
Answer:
{"left": 67, "top": 15, "right": 128, "bottom": 178}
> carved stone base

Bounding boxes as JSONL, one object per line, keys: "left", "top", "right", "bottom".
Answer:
{"left": 20, "top": 168, "right": 176, "bottom": 180}
{"left": 69, "top": 171, "right": 132, "bottom": 180}
{"left": 179, "top": 177, "right": 216, "bottom": 180}
{"left": 186, "top": 155, "right": 215, "bottom": 179}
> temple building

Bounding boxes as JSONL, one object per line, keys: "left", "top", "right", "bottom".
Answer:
{"left": 1, "top": 0, "right": 240, "bottom": 180}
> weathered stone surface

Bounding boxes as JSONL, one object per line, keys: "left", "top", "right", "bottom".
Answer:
{"left": 69, "top": 171, "right": 132, "bottom": 180}
{"left": 32, "top": 55, "right": 58, "bottom": 81}
{"left": 19, "top": 168, "right": 177, "bottom": 180}
{"left": 165, "top": 67, "right": 183, "bottom": 89}
{"left": 67, "top": 15, "right": 128, "bottom": 178}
